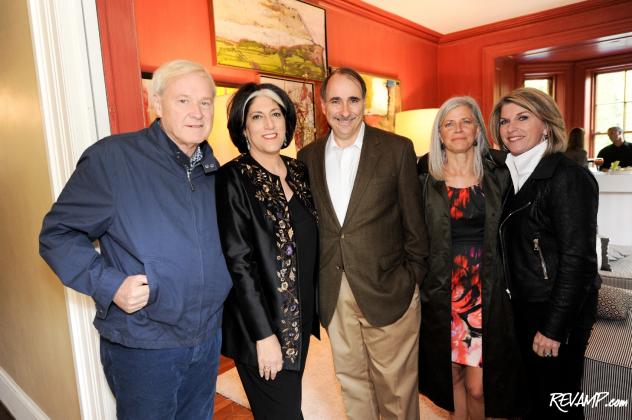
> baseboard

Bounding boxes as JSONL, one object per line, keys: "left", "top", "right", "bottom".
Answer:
{"left": 0, "top": 367, "right": 48, "bottom": 420}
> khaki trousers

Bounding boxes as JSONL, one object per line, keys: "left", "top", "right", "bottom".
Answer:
{"left": 327, "top": 274, "right": 421, "bottom": 420}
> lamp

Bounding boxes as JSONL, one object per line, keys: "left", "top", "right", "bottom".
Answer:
{"left": 395, "top": 108, "right": 439, "bottom": 157}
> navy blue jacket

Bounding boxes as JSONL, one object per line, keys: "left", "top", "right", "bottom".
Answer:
{"left": 39, "top": 121, "right": 232, "bottom": 349}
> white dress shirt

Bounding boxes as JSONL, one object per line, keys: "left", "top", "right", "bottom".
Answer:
{"left": 325, "top": 123, "right": 365, "bottom": 225}
{"left": 505, "top": 140, "right": 548, "bottom": 193}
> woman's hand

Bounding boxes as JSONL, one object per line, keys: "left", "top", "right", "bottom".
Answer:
{"left": 532, "top": 331, "right": 561, "bottom": 358}
{"left": 256, "top": 334, "right": 283, "bottom": 380}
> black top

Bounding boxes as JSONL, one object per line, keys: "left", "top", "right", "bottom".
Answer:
{"left": 288, "top": 194, "right": 317, "bottom": 331}
{"left": 448, "top": 185, "right": 485, "bottom": 246}
{"left": 597, "top": 141, "right": 632, "bottom": 169}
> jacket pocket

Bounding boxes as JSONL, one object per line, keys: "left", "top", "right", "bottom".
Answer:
{"left": 141, "top": 257, "right": 185, "bottom": 326}
{"left": 532, "top": 237, "right": 549, "bottom": 281}
{"left": 379, "top": 250, "right": 402, "bottom": 271}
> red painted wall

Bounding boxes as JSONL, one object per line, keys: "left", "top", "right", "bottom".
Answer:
{"left": 134, "top": 0, "right": 438, "bottom": 112}
{"left": 437, "top": 0, "right": 632, "bottom": 121}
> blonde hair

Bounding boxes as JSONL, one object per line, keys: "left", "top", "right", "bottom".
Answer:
{"left": 428, "top": 96, "right": 489, "bottom": 182}
{"left": 490, "top": 87, "right": 566, "bottom": 155}
{"left": 151, "top": 59, "right": 215, "bottom": 97}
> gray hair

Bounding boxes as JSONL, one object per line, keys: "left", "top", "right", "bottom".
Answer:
{"left": 428, "top": 96, "right": 489, "bottom": 182}
{"left": 151, "top": 59, "right": 215, "bottom": 97}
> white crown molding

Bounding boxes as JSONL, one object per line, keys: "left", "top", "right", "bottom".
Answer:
{"left": 26, "top": 0, "right": 114, "bottom": 418}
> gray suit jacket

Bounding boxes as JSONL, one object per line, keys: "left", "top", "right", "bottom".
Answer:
{"left": 298, "top": 125, "right": 428, "bottom": 327}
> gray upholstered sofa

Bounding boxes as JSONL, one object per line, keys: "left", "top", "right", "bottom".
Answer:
{"left": 583, "top": 244, "right": 632, "bottom": 420}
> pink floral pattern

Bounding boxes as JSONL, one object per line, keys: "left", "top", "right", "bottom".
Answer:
{"left": 447, "top": 186, "right": 483, "bottom": 368}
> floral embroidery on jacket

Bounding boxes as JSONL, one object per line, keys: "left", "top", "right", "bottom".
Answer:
{"left": 237, "top": 154, "right": 316, "bottom": 365}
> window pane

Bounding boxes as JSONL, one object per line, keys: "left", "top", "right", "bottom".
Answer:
{"left": 595, "top": 103, "right": 624, "bottom": 133}
{"left": 626, "top": 70, "right": 632, "bottom": 102}
{"left": 625, "top": 102, "right": 632, "bottom": 130}
{"left": 596, "top": 72, "right": 625, "bottom": 104}
{"left": 524, "top": 79, "right": 550, "bottom": 95}
{"left": 594, "top": 134, "right": 612, "bottom": 155}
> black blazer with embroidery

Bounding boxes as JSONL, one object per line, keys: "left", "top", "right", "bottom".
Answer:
{"left": 216, "top": 153, "right": 319, "bottom": 371}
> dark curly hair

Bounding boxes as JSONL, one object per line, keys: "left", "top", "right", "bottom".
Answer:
{"left": 227, "top": 83, "right": 297, "bottom": 153}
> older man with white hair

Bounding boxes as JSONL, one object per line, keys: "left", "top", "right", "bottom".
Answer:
{"left": 39, "top": 60, "right": 232, "bottom": 419}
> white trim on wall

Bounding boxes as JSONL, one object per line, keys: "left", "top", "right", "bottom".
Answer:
{"left": 0, "top": 368, "right": 48, "bottom": 420}
{"left": 27, "top": 0, "right": 114, "bottom": 418}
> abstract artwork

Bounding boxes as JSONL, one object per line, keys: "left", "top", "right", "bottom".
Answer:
{"left": 213, "top": 0, "right": 327, "bottom": 80}
{"left": 360, "top": 72, "right": 401, "bottom": 133}
{"left": 260, "top": 75, "right": 315, "bottom": 150}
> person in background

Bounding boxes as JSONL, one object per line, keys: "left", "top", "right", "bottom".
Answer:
{"left": 418, "top": 96, "right": 525, "bottom": 420}
{"left": 597, "top": 126, "right": 632, "bottom": 170}
{"left": 564, "top": 127, "right": 588, "bottom": 168}
{"left": 490, "top": 87, "right": 599, "bottom": 419}
{"left": 299, "top": 67, "right": 427, "bottom": 420}
{"left": 39, "top": 59, "right": 232, "bottom": 419}
{"left": 216, "top": 82, "right": 319, "bottom": 419}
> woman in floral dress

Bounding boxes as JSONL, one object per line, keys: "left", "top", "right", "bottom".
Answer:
{"left": 418, "top": 96, "right": 525, "bottom": 420}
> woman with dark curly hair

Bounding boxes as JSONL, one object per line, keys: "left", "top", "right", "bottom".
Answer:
{"left": 216, "top": 82, "right": 319, "bottom": 419}
{"left": 490, "top": 88, "right": 599, "bottom": 419}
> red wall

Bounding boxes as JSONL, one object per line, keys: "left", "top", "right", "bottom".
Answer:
{"left": 437, "top": 0, "right": 632, "bottom": 121}
{"left": 134, "top": 0, "right": 438, "bottom": 112}
{"left": 99, "top": 0, "right": 632, "bottom": 138}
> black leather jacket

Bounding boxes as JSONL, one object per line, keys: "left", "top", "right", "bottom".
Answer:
{"left": 499, "top": 152, "right": 599, "bottom": 342}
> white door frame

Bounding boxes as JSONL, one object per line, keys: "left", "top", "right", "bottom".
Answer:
{"left": 28, "top": 0, "right": 115, "bottom": 418}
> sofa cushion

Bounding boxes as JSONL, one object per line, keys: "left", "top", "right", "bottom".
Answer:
{"left": 597, "top": 285, "right": 632, "bottom": 320}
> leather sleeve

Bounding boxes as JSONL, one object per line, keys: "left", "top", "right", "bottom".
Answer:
{"left": 215, "top": 165, "right": 274, "bottom": 341}
{"left": 540, "top": 166, "right": 598, "bottom": 341}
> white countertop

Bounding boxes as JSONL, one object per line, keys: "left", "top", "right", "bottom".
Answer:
{"left": 593, "top": 172, "right": 632, "bottom": 193}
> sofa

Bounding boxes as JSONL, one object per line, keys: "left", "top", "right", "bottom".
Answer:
{"left": 582, "top": 244, "right": 632, "bottom": 420}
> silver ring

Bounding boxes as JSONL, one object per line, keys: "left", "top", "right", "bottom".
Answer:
{"left": 545, "top": 352, "right": 552, "bottom": 357}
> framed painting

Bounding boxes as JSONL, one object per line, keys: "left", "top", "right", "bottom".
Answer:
{"left": 260, "top": 75, "right": 316, "bottom": 150}
{"left": 141, "top": 72, "right": 240, "bottom": 163}
{"left": 359, "top": 72, "right": 401, "bottom": 133}
{"left": 213, "top": 0, "right": 327, "bottom": 80}
{"left": 141, "top": 72, "right": 155, "bottom": 127}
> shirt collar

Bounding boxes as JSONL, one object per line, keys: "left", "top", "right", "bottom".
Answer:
{"left": 154, "top": 119, "right": 219, "bottom": 173}
{"left": 505, "top": 140, "right": 548, "bottom": 193}
{"left": 326, "top": 122, "right": 365, "bottom": 152}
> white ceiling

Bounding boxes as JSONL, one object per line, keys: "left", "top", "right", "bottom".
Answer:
{"left": 360, "top": 0, "right": 587, "bottom": 34}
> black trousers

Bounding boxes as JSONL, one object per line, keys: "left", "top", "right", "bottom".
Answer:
{"left": 513, "top": 292, "right": 597, "bottom": 420}
{"left": 235, "top": 334, "right": 310, "bottom": 420}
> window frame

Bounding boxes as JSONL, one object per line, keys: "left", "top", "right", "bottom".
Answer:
{"left": 591, "top": 67, "right": 632, "bottom": 155}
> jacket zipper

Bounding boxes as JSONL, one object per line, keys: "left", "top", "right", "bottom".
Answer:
{"left": 533, "top": 238, "right": 549, "bottom": 280}
{"left": 499, "top": 201, "right": 532, "bottom": 299}
{"left": 186, "top": 166, "right": 195, "bottom": 191}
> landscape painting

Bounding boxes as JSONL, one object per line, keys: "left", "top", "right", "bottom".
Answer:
{"left": 260, "top": 75, "right": 315, "bottom": 150}
{"left": 213, "top": 0, "right": 327, "bottom": 80}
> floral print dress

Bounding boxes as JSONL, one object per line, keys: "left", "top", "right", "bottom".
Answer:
{"left": 448, "top": 185, "right": 485, "bottom": 367}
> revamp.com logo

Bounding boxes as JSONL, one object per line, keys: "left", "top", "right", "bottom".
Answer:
{"left": 550, "top": 392, "right": 629, "bottom": 412}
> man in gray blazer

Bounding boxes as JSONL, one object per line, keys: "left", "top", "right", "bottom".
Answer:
{"left": 298, "top": 67, "right": 428, "bottom": 420}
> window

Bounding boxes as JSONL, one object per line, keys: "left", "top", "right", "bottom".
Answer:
{"left": 593, "top": 70, "right": 632, "bottom": 153}
{"left": 524, "top": 78, "right": 552, "bottom": 96}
